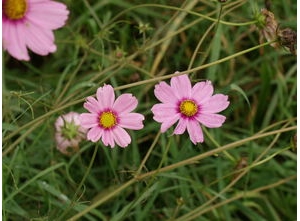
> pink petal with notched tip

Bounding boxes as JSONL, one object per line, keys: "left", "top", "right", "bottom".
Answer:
{"left": 102, "top": 130, "right": 115, "bottom": 148}
{"left": 87, "top": 126, "right": 104, "bottom": 142}
{"left": 201, "top": 94, "right": 229, "bottom": 114}
{"left": 79, "top": 113, "right": 99, "bottom": 128}
{"left": 96, "top": 85, "right": 115, "bottom": 109}
{"left": 187, "top": 120, "right": 204, "bottom": 144}
{"left": 2, "top": 22, "right": 30, "bottom": 60}
{"left": 151, "top": 103, "right": 177, "bottom": 122}
{"left": 171, "top": 74, "right": 192, "bottom": 98}
{"left": 118, "top": 113, "right": 145, "bottom": 130}
{"left": 159, "top": 115, "right": 180, "bottom": 133}
{"left": 23, "top": 23, "right": 56, "bottom": 55}
{"left": 27, "top": 0, "right": 69, "bottom": 29}
{"left": 173, "top": 118, "right": 188, "bottom": 135}
{"left": 196, "top": 113, "right": 226, "bottom": 128}
{"left": 192, "top": 81, "right": 214, "bottom": 104}
{"left": 84, "top": 96, "right": 102, "bottom": 114}
{"left": 113, "top": 94, "right": 138, "bottom": 114}
{"left": 113, "top": 126, "right": 131, "bottom": 148}
{"left": 154, "top": 81, "right": 178, "bottom": 104}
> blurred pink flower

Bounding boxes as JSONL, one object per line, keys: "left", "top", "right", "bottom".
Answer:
{"left": 2, "top": 0, "right": 69, "bottom": 61}
{"left": 151, "top": 73, "right": 230, "bottom": 144}
{"left": 55, "top": 112, "right": 87, "bottom": 156}
{"left": 79, "top": 85, "right": 145, "bottom": 148}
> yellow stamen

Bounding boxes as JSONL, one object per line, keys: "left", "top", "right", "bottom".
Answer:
{"left": 179, "top": 100, "right": 198, "bottom": 117}
{"left": 99, "top": 111, "right": 117, "bottom": 129}
{"left": 3, "top": 0, "right": 28, "bottom": 20}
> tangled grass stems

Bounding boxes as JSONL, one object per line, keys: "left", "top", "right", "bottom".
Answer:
{"left": 204, "top": 119, "right": 295, "bottom": 189}
{"left": 57, "top": 145, "right": 99, "bottom": 221}
{"left": 3, "top": 162, "right": 65, "bottom": 204}
{"left": 66, "top": 124, "right": 295, "bottom": 220}
{"left": 174, "top": 121, "right": 294, "bottom": 221}
{"left": 106, "top": 2, "right": 257, "bottom": 29}
{"left": 150, "top": 1, "right": 198, "bottom": 75}
{"left": 174, "top": 174, "right": 296, "bottom": 221}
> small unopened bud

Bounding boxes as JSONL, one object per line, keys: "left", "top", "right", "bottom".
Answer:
{"left": 55, "top": 112, "right": 87, "bottom": 156}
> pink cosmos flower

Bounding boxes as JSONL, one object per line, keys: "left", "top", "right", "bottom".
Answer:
{"left": 79, "top": 85, "right": 145, "bottom": 148}
{"left": 2, "top": 0, "right": 69, "bottom": 61}
{"left": 151, "top": 73, "right": 230, "bottom": 144}
{"left": 55, "top": 112, "right": 87, "bottom": 156}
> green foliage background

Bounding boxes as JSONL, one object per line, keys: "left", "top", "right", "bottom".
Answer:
{"left": 2, "top": 0, "right": 296, "bottom": 220}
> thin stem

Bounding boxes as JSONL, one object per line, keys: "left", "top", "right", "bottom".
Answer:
{"left": 177, "top": 175, "right": 296, "bottom": 221}
{"left": 136, "top": 131, "right": 161, "bottom": 176}
{"left": 108, "top": 3, "right": 257, "bottom": 28}
{"left": 150, "top": 0, "right": 199, "bottom": 75}
{"left": 67, "top": 179, "right": 136, "bottom": 221}
{"left": 202, "top": 127, "right": 236, "bottom": 162}
{"left": 58, "top": 145, "right": 99, "bottom": 221}
{"left": 175, "top": 122, "right": 291, "bottom": 221}
{"left": 66, "top": 125, "right": 296, "bottom": 220}
{"left": 3, "top": 163, "right": 65, "bottom": 204}
{"left": 136, "top": 125, "right": 296, "bottom": 180}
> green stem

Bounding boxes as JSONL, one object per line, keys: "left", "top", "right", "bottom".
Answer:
{"left": 109, "top": 3, "right": 257, "bottom": 27}
{"left": 176, "top": 175, "right": 296, "bottom": 221}
{"left": 3, "top": 163, "right": 65, "bottom": 204}
{"left": 136, "top": 125, "right": 295, "bottom": 180}
{"left": 67, "top": 179, "right": 136, "bottom": 221}
{"left": 66, "top": 125, "right": 296, "bottom": 220}
{"left": 136, "top": 131, "right": 161, "bottom": 175}
{"left": 58, "top": 145, "right": 99, "bottom": 221}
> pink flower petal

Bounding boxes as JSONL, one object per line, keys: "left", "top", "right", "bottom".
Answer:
{"left": 79, "top": 113, "right": 99, "bottom": 128}
{"left": 154, "top": 81, "right": 177, "bottom": 104}
{"left": 113, "top": 93, "right": 138, "bottom": 114}
{"left": 201, "top": 94, "right": 230, "bottom": 113}
{"left": 112, "top": 126, "right": 131, "bottom": 148}
{"left": 159, "top": 115, "right": 180, "bottom": 133}
{"left": 118, "top": 113, "right": 145, "bottom": 130}
{"left": 27, "top": 1, "right": 69, "bottom": 30}
{"left": 55, "top": 134, "right": 70, "bottom": 152}
{"left": 173, "top": 118, "right": 188, "bottom": 135}
{"left": 152, "top": 102, "right": 180, "bottom": 132}
{"left": 192, "top": 81, "right": 214, "bottom": 104}
{"left": 84, "top": 96, "right": 101, "bottom": 114}
{"left": 102, "top": 130, "right": 115, "bottom": 148}
{"left": 55, "top": 116, "right": 64, "bottom": 131}
{"left": 187, "top": 120, "right": 204, "bottom": 144}
{"left": 196, "top": 113, "right": 226, "bottom": 128}
{"left": 171, "top": 74, "right": 192, "bottom": 98}
{"left": 87, "top": 126, "right": 103, "bottom": 142}
{"left": 23, "top": 22, "right": 56, "bottom": 55}
{"left": 96, "top": 85, "right": 115, "bottom": 109}
{"left": 3, "top": 22, "right": 30, "bottom": 60}
{"left": 151, "top": 103, "right": 177, "bottom": 122}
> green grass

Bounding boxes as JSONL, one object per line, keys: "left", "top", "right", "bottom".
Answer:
{"left": 2, "top": 0, "right": 296, "bottom": 220}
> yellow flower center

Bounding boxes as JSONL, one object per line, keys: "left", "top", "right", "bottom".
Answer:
{"left": 179, "top": 100, "right": 198, "bottom": 117}
{"left": 99, "top": 111, "right": 117, "bottom": 129}
{"left": 3, "top": 0, "right": 28, "bottom": 20}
